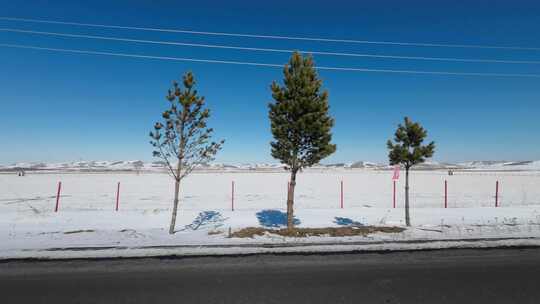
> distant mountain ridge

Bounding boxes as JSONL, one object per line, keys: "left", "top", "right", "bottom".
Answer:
{"left": 1, "top": 159, "right": 539, "bottom": 172}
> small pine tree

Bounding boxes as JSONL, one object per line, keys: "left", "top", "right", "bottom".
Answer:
{"left": 269, "top": 52, "right": 336, "bottom": 231}
{"left": 387, "top": 117, "right": 435, "bottom": 226}
{"left": 150, "top": 72, "right": 224, "bottom": 234}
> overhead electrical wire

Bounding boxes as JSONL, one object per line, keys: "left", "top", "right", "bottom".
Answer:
{"left": 1, "top": 28, "right": 539, "bottom": 65}
{"left": 1, "top": 16, "right": 540, "bottom": 51}
{"left": 1, "top": 43, "right": 539, "bottom": 78}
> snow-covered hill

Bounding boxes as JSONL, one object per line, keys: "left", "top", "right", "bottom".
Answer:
{"left": 1, "top": 160, "right": 160, "bottom": 172}
{"left": 458, "top": 160, "right": 540, "bottom": 171}
{"left": 1, "top": 159, "right": 539, "bottom": 172}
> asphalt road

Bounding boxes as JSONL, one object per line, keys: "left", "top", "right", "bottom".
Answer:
{"left": 1, "top": 248, "right": 539, "bottom": 304}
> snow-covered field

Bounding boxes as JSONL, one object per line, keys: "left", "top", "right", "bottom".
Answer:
{"left": 3, "top": 169, "right": 540, "bottom": 211}
{"left": 1, "top": 169, "right": 540, "bottom": 258}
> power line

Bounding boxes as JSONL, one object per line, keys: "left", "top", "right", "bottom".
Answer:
{"left": 2, "top": 28, "right": 539, "bottom": 65}
{"left": 0, "top": 43, "right": 282, "bottom": 67}
{"left": 1, "top": 43, "right": 540, "bottom": 78}
{"left": 1, "top": 16, "right": 540, "bottom": 51}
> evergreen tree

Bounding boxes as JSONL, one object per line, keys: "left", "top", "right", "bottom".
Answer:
{"left": 150, "top": 72, "right": 224, "bottom": 234}
{"left": 269, "top": 52, "right": 336, "bottom": 231}
{"left": 387, "top": 117, "right": 435, "bottom": 226}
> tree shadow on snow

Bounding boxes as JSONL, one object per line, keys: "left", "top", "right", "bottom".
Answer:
{"left": 256, "top": 209, "right": 300, "bottom": 228}
{"left": 334, "top": 217, "right": 364, "bottom": 227}
{"left": 179, "top": 211, "right": 228, "bottom": 232}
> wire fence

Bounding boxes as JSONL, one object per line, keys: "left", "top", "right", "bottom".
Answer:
{"left": 1, "top": 171, "right": 540, "bottom": 213}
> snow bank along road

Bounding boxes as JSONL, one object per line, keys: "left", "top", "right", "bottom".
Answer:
{"left": 1, "top": 248, "right": 540, "bottom": 304}
{"left": 1, "top": 170, "right": 540, "bottom": 258}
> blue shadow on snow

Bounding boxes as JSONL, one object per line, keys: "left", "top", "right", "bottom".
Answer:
{"left": 334, "top": 217, "right": 364, "bottom": 227}
{"left": 256, "top": 209, "right": 300, "bottom": 228}
{"left": 182, "top": 211, "right": 227, "bottom": 231}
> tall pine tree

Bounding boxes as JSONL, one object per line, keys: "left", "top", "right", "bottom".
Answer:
{"left": 269, "top": 52, "right": 336, "bottom": 231}
{"left": 150, "top": 72, "right": 224, "bottom": 234}
{"left": 387, "top": 117, "right": 435, "bottom": 226}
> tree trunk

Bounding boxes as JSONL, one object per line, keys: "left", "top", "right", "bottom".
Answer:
{"left": 405, "top": 167, "right": 411, "bottom": 227}
{"left": 169, "top": 178, "right": 181, "bottom": 234}
{"left": 169, "top": 156, "right": 183, "bottom": 235}
{"left": 287, "top": 170, "right": 298, "bottom": 232}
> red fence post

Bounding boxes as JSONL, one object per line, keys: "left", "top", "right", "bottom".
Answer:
{"left": 393, "top": 180, "right": 396, "bottom": 209}
{"left": 495, "top": 180, "right": 499, "bottom": 207}
{"left": 54, "top": 181, "right": 62, "bottom": 212}
{"left": 115, "top": 182, "right": 120, "bottom": 211}
{"left": 340, "top": 180, "right": 344, "bottom": 209}
{"left": 231, "top": 181, "right": 235, "bottom": 211}
{"left": 444, "top": 180, "right": 448, "bottom": 209}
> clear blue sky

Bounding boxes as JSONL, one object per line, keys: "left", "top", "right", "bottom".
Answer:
{"left": 1, "top": 0, "right": 539, "bottom": 164}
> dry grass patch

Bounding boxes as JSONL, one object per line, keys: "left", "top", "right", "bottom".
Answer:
{"left": 207, "top": 229, "right": 224, "bottom": 235}
{"left": 64, "top": 229, "right": 95, "bottom": 234}
{"left": 230, "top": 226, "right": 405, "bottom": 238}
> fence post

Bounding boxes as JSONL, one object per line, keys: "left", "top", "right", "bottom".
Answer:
{"left": 231, "top": 181, "right": 235, "bottom": 211}
{"left": 393, "top": 180, "right": 396, "bottom": 209}
{"left": 54, "top": 181, "right": 62, "bottom": 212}
{"left": 340, "top": 180, "right": 344, "bottom": 209}
{"left": 115, "top": 182, "right": 120, "bottom": 211}
{"left": 444, "top": 180, "right": 448, "bottom": 208}
{"left": 495, "top": 180, "right": 499, "bottom": 207}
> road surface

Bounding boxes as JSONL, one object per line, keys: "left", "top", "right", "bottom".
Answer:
{"left": 1, "top": 248, "right": 539, "bottom": 303}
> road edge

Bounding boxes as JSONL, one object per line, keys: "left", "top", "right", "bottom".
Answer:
{"left": 2, "top": 236, "right": 540, "bottom": 262}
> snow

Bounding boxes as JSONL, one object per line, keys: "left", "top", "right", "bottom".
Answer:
{"left": 1, "top": 169, "right": 540, "bottom": 259}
